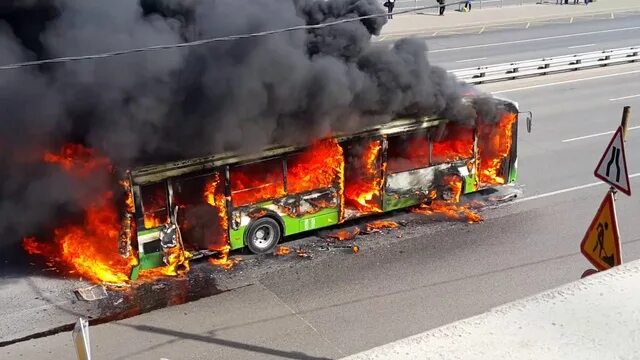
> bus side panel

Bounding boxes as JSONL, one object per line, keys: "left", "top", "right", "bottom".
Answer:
{"left": 463, "top": 172, "right": 478, "bottom": 194}
{"left": 136, "top": 229, "right": 165, "bottom": 269}
{"left": 297, "top": 208, "right": 340, "bottom": 233}
{"left": 383, "top": 166, "right": 442, "bottom": 211}
{"left": 229, "top": 226, "right": 247, "bottom": 250}
{"left": 130, "top": 229, "right": 164, "bottom": 279}
{"left": 383, "top": 194, "right": 421, "bottom": 212}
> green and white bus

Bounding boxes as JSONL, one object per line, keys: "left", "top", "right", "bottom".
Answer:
{"left": 119, "top": 97, "right": 530, "bottom": 279}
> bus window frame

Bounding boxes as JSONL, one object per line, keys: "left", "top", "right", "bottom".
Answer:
{"left": 229, "top": 157, "right": 286, "bottom": 208}
{"left": 429, "top": 123, "right": 476, "bottom": 166}
{"left": 385, "top": 129, "right": 431, "bottom": 174}
{"left": 138, "top": 180, "right": 170, "bottom": 230}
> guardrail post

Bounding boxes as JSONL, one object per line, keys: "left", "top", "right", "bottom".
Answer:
{"left": 509, "top": 65, "right": 519, "bottom": 80}
{"left": 574, "top": 55, "right": 581, "bottom": 71}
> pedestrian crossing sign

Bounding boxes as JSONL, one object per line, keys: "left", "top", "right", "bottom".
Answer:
{"left": 594, "top": 126, "right": 631, "bottom": 196}
{"left": 580, "top": 191, "right": 622, "bottom": 271}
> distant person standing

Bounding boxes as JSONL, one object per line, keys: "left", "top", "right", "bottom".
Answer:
{"left": 383, "top": 0, "right": 395, "bottom": 19}
{"left": 437, "top": 0, "right": 445, "bottom": 16}
{"left": 463, "top": 0, "right": 471, "bottom": 12}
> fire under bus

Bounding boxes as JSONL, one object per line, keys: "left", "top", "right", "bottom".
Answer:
{"left": 120, "top": 97, "right": 532, "bottom": 280}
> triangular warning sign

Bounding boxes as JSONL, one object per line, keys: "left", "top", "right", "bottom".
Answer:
{"left": 594, "top": 126, "right": 631, "bottom": 196}
{"left": 580, "top": 191, "right": 622, "bottom": 271}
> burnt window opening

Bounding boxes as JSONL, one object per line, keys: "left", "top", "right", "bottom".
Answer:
{"left": 172, "top": 172, "right": 228, "bottom": 251}
{"left": 431, "top": 124, "right": 475, "bottom": 164}
{"left": 344, "top": 139, "right": 382, "bottom": 179}
{"left": 285, "top": 140, "right": 343, "bottom": 195}
{"left": 387, "top": 130, "right": 430, "bottom": 174}
{"left": 140, "top": 181, "right": 169, "bottom": 229}
{"left": 343, "top": 138, "right": 384, "bottom": 212}
{"left": 230, "top": 159, "right": 285, "bottom": 207}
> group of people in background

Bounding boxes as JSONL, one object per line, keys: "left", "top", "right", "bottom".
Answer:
{"left": 384, "top": 0, "right": 591, "bottom": 21}
{"left": 383, "top": 0, "right": 473, "bottom": 19}
{"left": 556, "top": 0, "right": 590, "bottom": 4}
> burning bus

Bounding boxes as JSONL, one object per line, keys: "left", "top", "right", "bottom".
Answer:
{"left": 114, "top": 97, "right": 530, "bottom": 280}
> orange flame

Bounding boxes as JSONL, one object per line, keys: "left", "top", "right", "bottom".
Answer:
{"left": 161, "top": 245, "right": 191, "bottom": 276}
{"left": 142, "top": 184, "right": 169, "bottom": 229}
{"left": 120, "top": 179, "right": 135, "bottom": 214}
{"left": 274, "top": 246, "right": 291, "bottom": 256}
{"left": 387, "top": 136, "right": 430, "bottom": 173}
{"left": 412, "top": 175, "right": 481, "bottom": 223}
{"left": 345, "top": 140, "right": 383, "bottom": 213}
{"left": 208, "top": 245, "right": 240, "bottom": 270}
{"left": 478, "top": 113, "right": 517, "bottom": 185}
{"left": 43, "top": 143, "right": 112, "bottom": 176}
{"left": 205, "top": 173, "right": 229, "bottom": 251}
{"left": 230, "top": 165, "right": 286, "bottom": 207}
{"left": 365, "top": 220, "right": 399, "bottom": 232}
{"left": 24, "top": 144, "right": 137, "bottom": 283}
{"left": 327, "top": 227, "right": 360, "bottom": 241}
{"left": 432, "top": 125, "right": 474, "bottom": 163}
{"left": 24, "top": 192, "right": 135, "bottom": 283}
{"left": 287, "top": 138, "right": 344, "bottom": 194}
{"left": 143, "top": 214, "right": 164, "bottom": 229}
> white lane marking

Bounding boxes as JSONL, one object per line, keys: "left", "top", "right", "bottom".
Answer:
{"left": 492, "top": 69, "right": 640, "bottom": 94}
{"left": 455, "top": 57, "right": 487, "bottom": 63}
{"left": 562, "top": 126, "right": 640, "bottom": 142}
{"left": 567, "top": 43, "right": 595, "bottom": 49}
{"left": 513, "top": 173, "right": 640, "bottom": 204}
{"left": 430, "top": 26, "right": 640, "bottom": 53}
{"left": 610, "top": 94, "right": 640, "bottom": 101}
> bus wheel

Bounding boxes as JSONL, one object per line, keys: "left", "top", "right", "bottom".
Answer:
{"left": 245, "top": 217, "right": 281, "bottom": 254}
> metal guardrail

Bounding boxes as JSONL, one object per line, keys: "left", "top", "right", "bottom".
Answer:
{"left": 451, "top": 46, "right": 640, "bottom": 84}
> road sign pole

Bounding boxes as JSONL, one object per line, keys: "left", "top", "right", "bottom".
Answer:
{"left": 620, "top": 106, "right": 631, "bottom": 140}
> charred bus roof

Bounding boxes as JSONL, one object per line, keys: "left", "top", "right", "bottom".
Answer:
{"left": 129, "top": 97, "right": 517, "bottom": 185}
{"left": 129, "top": 115, "right": 445, "bottom": 185}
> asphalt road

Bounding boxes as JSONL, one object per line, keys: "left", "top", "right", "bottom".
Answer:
{"left": 4, "top": 62, "right": 640, "bottom": 359}
{"left": 426, "top": 13, "right": 640, "bottom": 70}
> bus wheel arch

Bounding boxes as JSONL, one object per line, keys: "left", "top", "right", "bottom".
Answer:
{"left": 244, "top": 213, "right": 283, "bottom": 254}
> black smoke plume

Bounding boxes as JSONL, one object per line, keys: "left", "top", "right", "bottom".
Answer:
{"left": 0, "top": 0, "right": 498, "bottom": 255}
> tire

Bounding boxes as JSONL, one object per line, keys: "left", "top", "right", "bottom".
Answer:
{"left": 245, "top": 217, "right": 282, "bottom": 254}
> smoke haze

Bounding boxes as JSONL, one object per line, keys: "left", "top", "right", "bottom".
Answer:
{"left": 0, "top": 0, "right": 499, "bottom": 251}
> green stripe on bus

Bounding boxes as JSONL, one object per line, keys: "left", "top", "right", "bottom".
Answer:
{"left": 229, "top": 207, "right": 340, "bottom": 249}
{"left": 463, "top": 173, "right": 478, "bottom": 194}
{"left": 383, "top": 194, "right": 421, "bottom": 212}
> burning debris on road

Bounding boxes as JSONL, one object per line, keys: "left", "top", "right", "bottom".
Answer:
{"left": 327, "top": 228, "right": 361, "bottom": 241}
{"left": 1, "top": 0, "right": 521, "bottom": 286}
{"left": 274, "top": 246, "right": 292, "bottom": 256}
{"left": 208, "top": 246, "right": 241, "bottom": 271}
{"left": 365, "top": 220, "right": 400, "bottom": 233}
